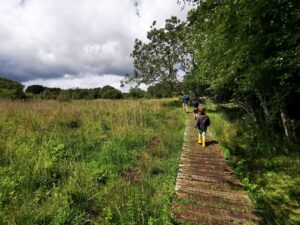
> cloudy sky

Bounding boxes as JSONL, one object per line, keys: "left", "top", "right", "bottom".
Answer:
{"left": 0, "top": 0, "right": 191, "bottom": 91}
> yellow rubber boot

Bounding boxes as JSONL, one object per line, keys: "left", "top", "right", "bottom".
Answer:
{"left": 198, "top": 134, "right": 202, "bottom": 144}
{"left": 202, "top": 137, "right": 206, "bottom": 147}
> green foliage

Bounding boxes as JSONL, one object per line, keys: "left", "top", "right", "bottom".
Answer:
{"left": 0, "top": 77, "right": 26, "bottom": 100}
{"left": 147, "top": 82, "right": 182, "bottom": 98}
{"left": 42, "top": 85, "right": 123, "bottom": 100}
{"left": 101, "top": 88, "right": 123, "bottom": 99}
{"left": 101, "top": 85, "right": 115, "bottom": 93}
{"left": 179, "top": 0, "right": 300, "bottom": 141}
{"left": 129, "top": 17, "right": 191, "bottom": 93}
{"left": 0, "top": 78, "right": 125, "bottom": 100}
{"left": 57, "top": 91, "right": 72, "bottom": 102}
{"left": 25, "top": 85, "right": 45, "bottom": 94}
{"left": 40, "top": 88, "right": 61, "bottom": 100}
{"left": 128, "top": 87, "right": 147, "bottom": 99}
{"left": 208, "top": 105, "right": 300, "bottom": 225}
{"left": 0, "top": 77, "right": 23, "bottom": 90}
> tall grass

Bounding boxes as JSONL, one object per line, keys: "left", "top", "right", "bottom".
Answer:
{"left": 0, "top": 99, "right": 185, "bottom": 225}
{"left": 208, "top": 107, "right": 300, "bottom": 225}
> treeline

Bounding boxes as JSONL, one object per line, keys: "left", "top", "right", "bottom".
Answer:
{"left": 25, "top": 85, "right": 123, "bottom": 100}
{"left": 131, "top": 0, "right": 299, "bottom": 143}
{"left": 0, "top": 77, "right": 180, "bottom": 100}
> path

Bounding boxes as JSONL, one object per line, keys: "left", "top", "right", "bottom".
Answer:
{"left": 172, "top": 115, "right": 260, "bottom": 225}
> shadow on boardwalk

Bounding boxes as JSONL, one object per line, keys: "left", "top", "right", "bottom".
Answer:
{"left": 172, "top": 115, "right": 261, "bottom": 225}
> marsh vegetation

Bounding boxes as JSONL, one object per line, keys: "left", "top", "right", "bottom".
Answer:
{"left": 0, "top": 99, "right": 185, "bottom": 224}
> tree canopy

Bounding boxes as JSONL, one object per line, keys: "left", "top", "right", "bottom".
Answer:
{"left": 0, "top": 77, "right": 25, "bottom": 100}
{"left": 179, "top": 0, "right": 299, "bottom": 140}
{"left": 25, "top": 85, "right": 45, "bottom": 94}
{"left": 130, "top": 16, "right": 192, "bottom": 92}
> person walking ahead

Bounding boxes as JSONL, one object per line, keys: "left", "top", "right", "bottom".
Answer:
{"left": 194, "top": 107, "right": 210, "bottom": 147}
{"left": 182, "top": 94, "right": 189, "bottom": 112}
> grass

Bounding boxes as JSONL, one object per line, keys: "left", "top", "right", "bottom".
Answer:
{"left": 207, "top": 105, "right": 300, "bottom": 225}
{"left": 0, "top": 99, "right": 185, "bottom": 225}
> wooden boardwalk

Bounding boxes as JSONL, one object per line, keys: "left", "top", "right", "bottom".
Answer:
{"left": 172, "top": 115, "right": 260, "bottom": 225}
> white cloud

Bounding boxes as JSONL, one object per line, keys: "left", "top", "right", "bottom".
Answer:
{"left": 22, "top": 73, "right": 146, "bottom": 92}
{"left": 0, "top": 0, "right": 191, "bottom": 88}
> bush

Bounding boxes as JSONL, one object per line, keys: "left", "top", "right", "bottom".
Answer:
{"left": 101, "top": 89, "right": 123, "bottom": 99}
{"left": 25, "top": 85, "right": 45, "bottom": 94}
{"left": 128, "top": 87, "right": 146, "bottom": 98}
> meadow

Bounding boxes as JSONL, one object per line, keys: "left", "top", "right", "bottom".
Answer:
{"left": 0, "top": 99, "right": 185, "bottom": 225}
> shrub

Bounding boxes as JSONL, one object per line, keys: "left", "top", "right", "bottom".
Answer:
{"left": 101, "top": 89, "right": 123, "bottom": 99}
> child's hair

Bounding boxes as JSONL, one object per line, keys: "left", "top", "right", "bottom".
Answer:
{"left": 198, "top": 107, "right": 206, "bottom": 115}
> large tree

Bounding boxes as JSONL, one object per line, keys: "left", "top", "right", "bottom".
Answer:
{"left": 129, "top": 16, "right": 192, "bottom": 92}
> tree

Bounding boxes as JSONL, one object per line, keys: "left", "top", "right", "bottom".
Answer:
{"left": 93, "top": 88, "right": 102, "bottom": 99}
{"left": 40, "top": 88, "right": 61, "bottom": 100}
{"left": 25, "top": 85, "right": 45, "bottom": 94}
{"left": 0, "top": 77, "right": 26, "bottom": 99}
{"left": 128, "top": 87, "right": 146, "bottom": 98}
{"left": 129, "top": 16, "right": 192, "bottom": 92}
{"left": 101, "top": 88, "right": 123, "bottom": 99}
{"left": 147, "top": 82, "right": 181, "bottom": 98}
{"left": 0, "top": 77, "right": 23, "bottom": 90}
{"left": 101, "top": 85, "right": 115, "bottom": 93}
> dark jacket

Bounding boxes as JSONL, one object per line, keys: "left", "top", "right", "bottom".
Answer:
{"left": 192, "top": 100, "right": 199, "bottom": 108}
{"left": 182, "top": 95, "right": 189, "bottom": 104}
{"left": 195, "top": 114, "right": 210, "bottom": 131}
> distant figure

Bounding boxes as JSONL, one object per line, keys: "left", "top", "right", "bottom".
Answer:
{"left": 192, "top": 98, "right": 200, "bottom": 120}
{"left": 194, "top": 107, "right": 210, "bottom": 147}
{"left": 182, "top": 94, "right": 189, "bottom": 112}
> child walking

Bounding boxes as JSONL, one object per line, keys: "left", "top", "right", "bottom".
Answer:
{"left": 194, "top": 107, "right": 210, "bottom": 147}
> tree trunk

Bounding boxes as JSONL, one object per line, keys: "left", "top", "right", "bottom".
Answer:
{"left": 257, "top": 92, "right": 270, "bottom": 120}
{"left": 280, "top": 109, "right": 290, "bottom": 140}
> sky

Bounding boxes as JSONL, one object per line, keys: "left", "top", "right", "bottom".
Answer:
{"left": 0, "top": 0, "right": 191, "bottom": 91}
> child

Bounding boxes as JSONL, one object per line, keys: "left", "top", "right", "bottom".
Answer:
{"left": 192, "top": 98, "right": 200, "bottom": 120}
{"left": 194, "top": 107, "right": 210, "bottom": 147}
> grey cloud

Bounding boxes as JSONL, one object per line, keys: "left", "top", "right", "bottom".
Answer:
{"left": 0, "top": 0, "right": 191, "bottom": 88}
{"left": 18, "top": 0, "right": 28, "bottom": 6}
{"left": 133, "top": 0, "right": 141, "bottom": 17}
